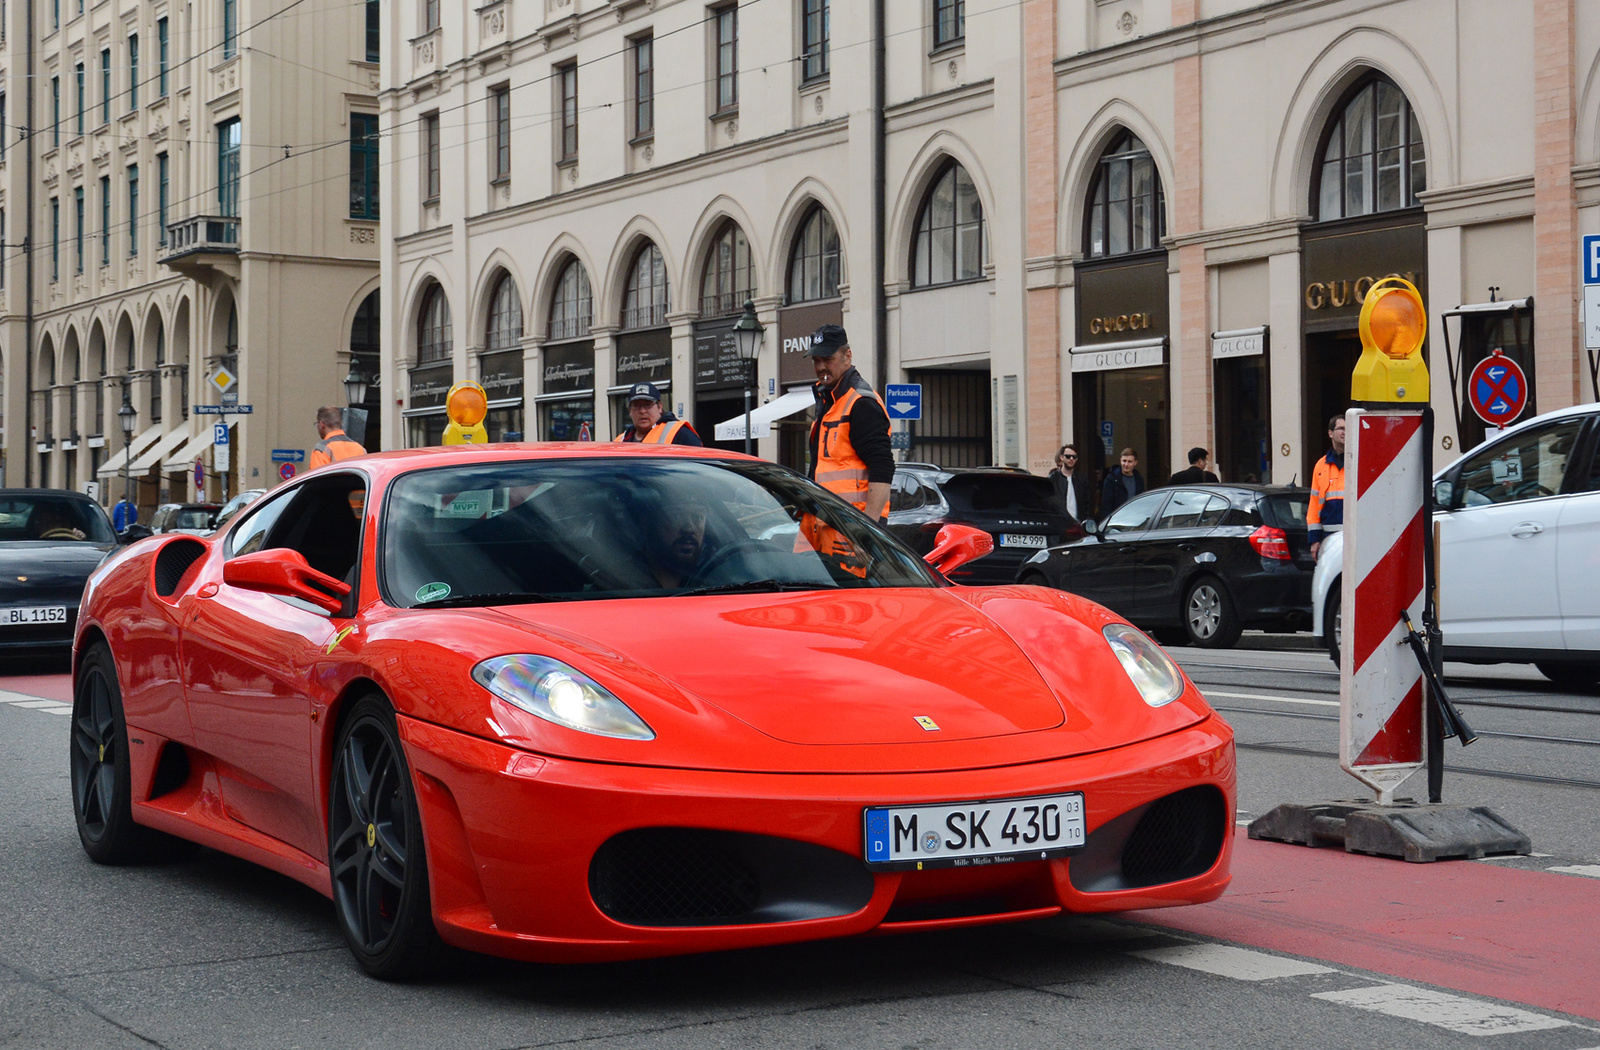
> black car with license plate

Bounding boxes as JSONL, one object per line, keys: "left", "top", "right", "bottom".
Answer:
{"left": 886, "top": 464, "right": 1083, "bottom": 585}
{"left": 1016, "top": 484, "right": 1313, "bottom": 648}
{"left": 0, "top": 490, "right": 125, "bottom": 653}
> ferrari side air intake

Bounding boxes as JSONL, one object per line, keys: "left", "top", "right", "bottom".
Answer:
{"left": 1067, "top": 786, "right": 1228, "bottom": 892}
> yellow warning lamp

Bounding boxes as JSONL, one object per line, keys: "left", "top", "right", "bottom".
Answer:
{"left": 1351, "top": 276, "right": 1429, "bottom": 403}
{"left": 441, "top": 381, "right": 490, "bottom": 445}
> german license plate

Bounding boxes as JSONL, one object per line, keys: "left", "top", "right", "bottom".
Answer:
{"left": 3, "top": 606, "right": 67, "bottom": 626}
{"left": 998, "top": 534, "right": 1048, "bottom": 548}
{"left": 863, "top": 791, "right": 1085, "bottom": 870}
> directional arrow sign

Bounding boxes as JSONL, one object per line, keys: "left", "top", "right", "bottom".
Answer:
{"left": 884, "top": 383, "right": 922, "bottom": 421}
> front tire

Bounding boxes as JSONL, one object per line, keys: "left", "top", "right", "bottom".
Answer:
{"left": 329, "top": 694, "right": 442, "bottom": 980}
{"left": 71, "top": 643, "right": 187, "bottom": 863}
{"left": 1536, "top": 661, "right": 1600, "bottom": 689}
{"left": 1324, "top": 587, "right": 1342, "bottom": 669}
{"left": 1183, "top": 577, "right": 1243, "bottom": 649}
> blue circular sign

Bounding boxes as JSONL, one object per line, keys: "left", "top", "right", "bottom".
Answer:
{"left": 1467, "top": 351, "right": 1528, "bottom": 427}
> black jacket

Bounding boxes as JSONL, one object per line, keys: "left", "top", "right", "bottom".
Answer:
{"left": 808, "top": 367, "right": 893, "bottom": 484}
{"left": 1168, "top": 466, "right": 1219, "bottom": 485}
{"left": 1047, "top": 469, "right": 1091, "bottom": 521}
{"left": 1100, "top": 468, "right": 1147, "bottom": 518}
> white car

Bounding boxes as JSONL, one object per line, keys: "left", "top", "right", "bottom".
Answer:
{"left": 1312, "top": 401, "right": 1600, "bottom": 687}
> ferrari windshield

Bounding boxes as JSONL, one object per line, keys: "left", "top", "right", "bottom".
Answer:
{"left": 382, "top": 458, "right": 942, "bottom": 607}
{"left": 0, "top": 496, "right": 116, "bottom": 543}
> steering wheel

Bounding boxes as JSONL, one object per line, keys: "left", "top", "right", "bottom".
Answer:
{"left": 40, "top": 527, "right": 83, "bottom": 540}
{"left": 1510, "top": 481, "right": 1554, "bottom": 499}
{"left": 687, "top": 538, "right": 769, "bottom": 585}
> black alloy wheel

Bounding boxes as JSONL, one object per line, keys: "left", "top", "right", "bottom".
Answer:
{"left": 71, "top": 643, "right": 186, "bottom": 863}
{"left": 329, "top": 695, "right": 441, "bottom": 980}
{"left": 1183, "top": 576, "right": 1243, "bottom": 649}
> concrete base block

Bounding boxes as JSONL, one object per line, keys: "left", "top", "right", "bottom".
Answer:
{"left": 1247, "top": 800, "right": 1532, "bottom": 862}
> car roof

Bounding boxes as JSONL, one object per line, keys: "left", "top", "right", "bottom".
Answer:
{"left": 0, "top": 488, "right": 99, "bottom": 502}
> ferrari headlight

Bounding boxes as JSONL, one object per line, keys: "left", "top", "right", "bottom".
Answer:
{"left": 1102, "top": 624, "right": 1185, "bottom": 708}
{"left": 471, "top": 655, "right": 656, "bottom": 740}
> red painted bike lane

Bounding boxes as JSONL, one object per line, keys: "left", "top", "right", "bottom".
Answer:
{"left": 1127, "top": 830, "right": 1600, "bottom": 1021}
{"left": 0, "top": 672, "right": 72, "bottom": 702}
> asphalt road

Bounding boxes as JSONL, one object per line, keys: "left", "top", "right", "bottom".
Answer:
{"left": 2, "top": 648, "right": 1597, "bottom": 1050}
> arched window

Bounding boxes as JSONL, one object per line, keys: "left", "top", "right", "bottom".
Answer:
{"left": 485, "top": 273, "right": 523, "bottom": 351}
{"left": 912, "top": 161, "right": 985, "bottom": 287}
{"left": 417, "top": 283, "right": 452, "bottom": 363}
{"left": 787, "top": 205, "right": 841, "bottom": 303}
{"left": 151, "top": 319, "right": 164, "bottom": 423}
{"left": 1084, "top": 131, "right": 1164, "bottom": 259}
{"left": 622, "top": 243, "right": 669, "bottom": 330}
{"left": 548, "top": 258, "right": 592, "bottom": 340}
{"left": 1313, "top": 76, "right": 1426, "bottom": 221}
{"left": 699, "top": 220, "right": 755, "bottom": 317}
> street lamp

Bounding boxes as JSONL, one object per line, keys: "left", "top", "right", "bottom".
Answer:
{"left": 731, "top": 299, "right": 766, "bottom": 456}
{"left": 118, "top": 391, "right": 137, "bottom": 526}
{"left": 343, "top": 362, "right": 370, "bottom": 407}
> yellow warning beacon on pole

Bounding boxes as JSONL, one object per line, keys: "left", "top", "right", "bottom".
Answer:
{"left": 441, "top": 381, "right": 490, "bottom": 445}
{"left": 1351, "top": 276, "right": 1428, "bottom": 403}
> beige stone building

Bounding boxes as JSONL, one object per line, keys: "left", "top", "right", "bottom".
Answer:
{"left": 1, "top": 0, "right": 382, "bottom": 511}
{"left": 379, "top": 0, "right": 1599, "bottom": 492}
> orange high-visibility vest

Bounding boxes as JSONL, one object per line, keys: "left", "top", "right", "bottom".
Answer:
{"left": 309, "top": 430, "right": 365, "bottom": 470}
{"left": 811, "top": 386, "right": 887, "bottom": 516}
{"left": 1308, "top": 454, "right": 1346, "bottom": 544}
{"left": 616, "top": 420, "right": 690, "bottom": 444}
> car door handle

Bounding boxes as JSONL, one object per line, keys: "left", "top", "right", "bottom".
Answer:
{"left": 1510, "top": 522, "right": 1544, "bottom": 538}
{"left": 1178, "top": 543, "right": 1197, "bottom": 552}
{"left": 197, "top": 582, "right": 220, "bottom": 598}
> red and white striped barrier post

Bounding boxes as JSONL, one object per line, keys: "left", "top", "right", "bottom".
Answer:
{"left": 1340, "top": 408, "right": 1428, "bottom": 803}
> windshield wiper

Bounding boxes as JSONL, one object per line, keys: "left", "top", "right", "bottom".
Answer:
{"left": 673, "top": 579, "right": 827, "bottom": 598}
{"left": 415, "top": 591, "right": 567, "bottom": 608}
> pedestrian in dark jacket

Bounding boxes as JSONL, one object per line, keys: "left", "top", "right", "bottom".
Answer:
{"left": 1168, "top": 447, "right": 1220, "bottom": 485}
{"left": 1047, "top": 444, "right": 1092, "bottom": 521}
{"left": 1100, "top": 447, "right": 1146, "bottom": 517}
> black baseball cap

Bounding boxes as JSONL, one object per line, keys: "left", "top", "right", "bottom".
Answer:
{"left": 808, "top": 324, "right": 849, "bottom": 357}
{"left": 626, "top": 382, "right": 662, "bottom": 404}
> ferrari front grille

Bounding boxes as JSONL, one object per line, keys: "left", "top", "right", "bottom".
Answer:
{"left": 588, "top": 828, "right": 874, "bottom": 928}
{"left": 1121, "top": 786, "right": 1227, "bottom": 885}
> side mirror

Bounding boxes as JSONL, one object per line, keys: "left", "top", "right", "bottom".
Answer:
{"left": 1433, "top": 479, "right": 1455, "bottom": 510}
{"left": 1081, "top": 518, "right": 1100, "bottom": 538}
{"left": 223, "top": 548, "right": 351, "bottom": 614}
{"left": 923, "top": 524, "right": 995, "bottom": 575}
{"left": 118, "top": 524, "right": 153, "bottom": 544}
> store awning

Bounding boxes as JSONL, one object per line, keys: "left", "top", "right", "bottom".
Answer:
{"left": 714, "top": 389, "right": 815, "bottom": 441}
{"left": 129, "top": 423, "right": 197, "bottom": 472}
{"left": 95, "top": 424, "right": 164, "bottom": 477}
{"left": 164, "top": 427, "right": 217, "bottom": 474}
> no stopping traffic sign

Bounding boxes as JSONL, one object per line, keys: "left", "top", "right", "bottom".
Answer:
{"left": 1467, "top": 349, "right": 1528, "bottom": 427}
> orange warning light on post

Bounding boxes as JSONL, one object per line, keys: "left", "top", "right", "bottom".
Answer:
{"left": 442, "top": 381, "right": 490, "bottom": 445}
{"left": 1352, "top": 277, "right": 1429, "bottom": 403}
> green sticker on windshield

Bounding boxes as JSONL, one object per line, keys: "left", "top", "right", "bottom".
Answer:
{"left": 416, "top": 582, "right": 451, "bottom": 603}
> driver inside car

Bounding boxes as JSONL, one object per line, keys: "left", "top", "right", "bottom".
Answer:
{"left": 31, "top": 503, "right": 87, "bottom": 541}
{"left": 643, "top": 499, "right": 710, "bottom": 590}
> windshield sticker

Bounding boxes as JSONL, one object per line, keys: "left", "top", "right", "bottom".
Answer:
{"left": 416, "top": 582, "right": 451, "bottom": 603}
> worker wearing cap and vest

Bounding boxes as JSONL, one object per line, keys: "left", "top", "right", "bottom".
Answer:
{"left": 1308, "top": 414, "right": 1347, "bottom": 560}
{"left": 309, "top": 406, "right": 366, "bottom": 470}
{"left": 614, "top": 382, "right": 703, "bottom": 445}
{"left": 798, "top": 325, "right": 893, "bottom": 575}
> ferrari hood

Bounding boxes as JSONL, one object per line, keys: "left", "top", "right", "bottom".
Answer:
{"left": 490, "top": 589, "right": 1066, "bottom": 745}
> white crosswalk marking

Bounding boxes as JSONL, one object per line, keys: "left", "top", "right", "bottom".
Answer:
{"left": 1312, "top": 984, "right": 1570, "bottom": 1035}
{"left": 1549, "top": 864, "right": 1600, "bottom": 879}
{"left": 1132, "top": 944, "right": 1335, "bottom": 981}
{"left": 9, "top": 699, "right": 68, "bottom": 709}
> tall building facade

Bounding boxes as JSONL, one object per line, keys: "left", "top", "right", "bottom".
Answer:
{"left": 378, "top": 0, "right": 1599, "bottom": 492}
{"left": 1, "top": 0, "right": 382, "bottom": 510}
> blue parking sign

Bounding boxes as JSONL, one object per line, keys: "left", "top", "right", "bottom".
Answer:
{"left": 885, "top": 384, "right": 922, "bottom": 420}
{"left": 1585, "top": 236, "right": 1600, "bottom": 285}
{"left": 213, "top": 423, "right": 230, "bottom": 446}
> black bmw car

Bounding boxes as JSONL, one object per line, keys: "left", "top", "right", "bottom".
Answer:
{"left": 0, "top": 490, "right": 126, "bottom": 653}
{"left": 886, "top": 464, "right": 1083, "bottom": 585}
{"left": 1015, "top": 484, "right": 1313, "bottom": 648}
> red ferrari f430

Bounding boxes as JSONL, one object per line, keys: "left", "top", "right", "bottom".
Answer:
{"left": 71, "top": 445, "right": 1234, "bottom": 978}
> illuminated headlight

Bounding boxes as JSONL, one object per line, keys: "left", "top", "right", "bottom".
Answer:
{"left": 471, "top": 655, "right": 656, "bottom": 740}
{"left": 1102, "top": 624, "right": 1185, "bottom": 708}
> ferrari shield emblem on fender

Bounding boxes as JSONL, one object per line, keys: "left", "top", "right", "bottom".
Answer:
{"left": 914, "top": 716, "right": 940, "bottom": 731}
